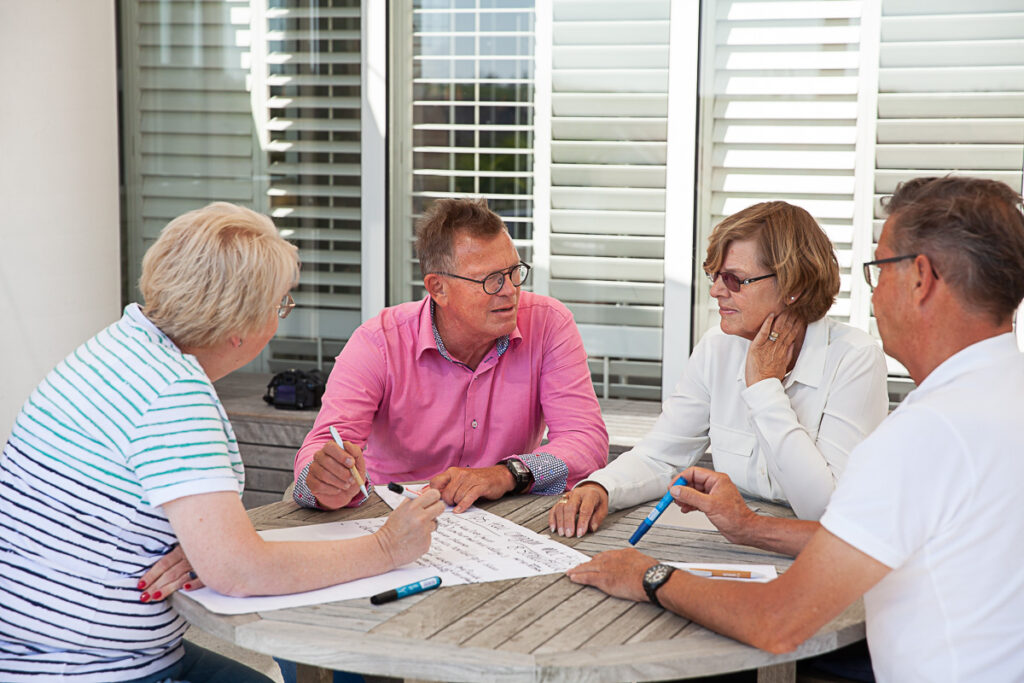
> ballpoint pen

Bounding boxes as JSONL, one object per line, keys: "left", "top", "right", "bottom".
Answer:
{"left": 329, "top": 425, "right": 368, "bottom": 499}
{"left": 628, "top": 475, "right": 688, "bottom": 545}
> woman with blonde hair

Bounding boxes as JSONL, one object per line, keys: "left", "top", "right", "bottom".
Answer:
{"left": 551, "top": 201, "right": 889, "bottom": 536}
{"left": 0, "top": 203, "right": 443, "bottom": 682}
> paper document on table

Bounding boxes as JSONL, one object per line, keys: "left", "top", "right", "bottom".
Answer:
{"left": 667, "top": 562, "right": 777, "bottom": 582}
{"left": 184, "top": 506, "right": 588, "bottom": 615}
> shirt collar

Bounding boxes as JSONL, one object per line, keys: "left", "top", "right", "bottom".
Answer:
{"left": 734, "top": 315, "right": 829, "bottom": 388}
{"left": 906, "top": 332, "right": 1019, "bottom": 402}
{"left": 124, "top": 302, "right": 181, "bottom": 352}
{"left": 418, "top": 297, "right": 512, "bottom": 365}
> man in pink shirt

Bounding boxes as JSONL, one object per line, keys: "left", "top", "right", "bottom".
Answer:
{"left": 292, "top": 198, "right": 608, "bottom": 512}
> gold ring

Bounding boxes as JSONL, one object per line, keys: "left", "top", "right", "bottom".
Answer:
{"left": 557, "top": 495, "right": 571, "bottom": 505}
{"left": 768, "top": 331, "right": 779, "bottom": 342}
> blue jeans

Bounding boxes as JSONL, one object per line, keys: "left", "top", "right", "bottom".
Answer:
{"left": 128, "top": 640, "right": 274, "bottom": 683}
{"left": 275, "top": 658, "right": 364, "bottom": 683}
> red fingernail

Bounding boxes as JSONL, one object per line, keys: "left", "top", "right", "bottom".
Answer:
{"left": 183, "top": 583, "right": 192, "bottom": 591}
{"left": 152, "top": 591, "right": 162, "bottom": 600}
{"left": 137, "top": 579, "right": 147, "bottom": 590}
{"left": 140, "top": 592, "right": 150, "bottom": 602}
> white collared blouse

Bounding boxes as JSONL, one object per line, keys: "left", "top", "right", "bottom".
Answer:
{"left": 586, "top": 317, "right": 889, "bottom": 519}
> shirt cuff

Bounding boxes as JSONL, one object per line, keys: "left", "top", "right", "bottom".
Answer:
{"left": 517, "top": 452, "right": 568, "bottom": 495}
{"left": 293, "top": 461, "right": 372, "bottom": 509}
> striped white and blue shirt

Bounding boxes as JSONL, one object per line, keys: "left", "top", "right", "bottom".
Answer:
{"left": 0, "top": 304, "right": 244, "bottom": 681}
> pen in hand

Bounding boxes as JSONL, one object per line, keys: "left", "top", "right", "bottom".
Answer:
{"left": 329, "top": 425, "right": 368, "bottom": 499}
{"left": 628, "top": 475, "right": 688, "bottom": 546}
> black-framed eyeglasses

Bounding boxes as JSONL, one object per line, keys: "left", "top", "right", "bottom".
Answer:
{"left": 706, "top": 270, "right": 776, "bottom": 293}
{"left": 276, "top": 293, "right": 296, "bottom": 319}
{"left": 430, "top": 262, "right": 531, "bottom": 295}
{"left": 862, "top": 254, "right": 918, "bottom": 292}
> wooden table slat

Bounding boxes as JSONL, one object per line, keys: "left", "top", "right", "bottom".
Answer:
{"left": 459, "top": 578, "right": 588, "bottom": 649}
{"left": 425, "top": 574, "right": 562, "bottom": 645}
{"left": 497, "top": 584, "right": 609, "bottom": 653}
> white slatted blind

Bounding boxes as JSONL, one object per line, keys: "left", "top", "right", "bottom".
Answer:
{"left": 395, "top": 1, "right": 537, "bottom": 302}
{"left": 262, "top": 0, "right": 365, "bottom": 360}
{"left": 548, "top": 0, "right": 671, "bottom": 399}
{"left": 121, "top": 0, "right": 256, "bottom": 296}
{"left": 871, "top": 0, "right": 1024, "bottom": 378}
{"left": 122, "top": 0, "right": 366, "bottom": 372}
{"left": 694, "top": 0, "right": 874, "bottom": 341}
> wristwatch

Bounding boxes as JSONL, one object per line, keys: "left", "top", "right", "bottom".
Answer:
{"left": 642, "top": 563, "right": 677, "bottom": 608}
{"left": 502, "top": 458, "right": 534, "bottom": 495}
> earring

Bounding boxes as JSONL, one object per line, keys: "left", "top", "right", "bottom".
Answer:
{"left": 789, "top": 296, "right": 795, "bottom": 301}
{"left": 235, "top": 339, "right": 243, "bottom": 348}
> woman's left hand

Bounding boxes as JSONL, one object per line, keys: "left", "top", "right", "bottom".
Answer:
{"left": 138, "top": 545, "right": 204, "bottom": 603}
{"left": 745, "top": 310, "right": 805, "bottom": 386}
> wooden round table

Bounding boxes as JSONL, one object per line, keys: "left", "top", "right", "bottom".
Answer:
{"left": 174, "top": 493, "right": 864, "bottom": 683}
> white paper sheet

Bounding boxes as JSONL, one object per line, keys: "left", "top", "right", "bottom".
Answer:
{"left": 184, "top": 506, "right": 589, "bottom": 615}
{"left": 666, "top": 562, "right": 777, "bottom": 582}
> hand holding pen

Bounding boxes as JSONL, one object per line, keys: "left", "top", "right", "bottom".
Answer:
{"left": 304, "top": 426, "right": 369, "bottom": 510}
{"left": 628, "top": 475, "right": 689, "bottom": 545}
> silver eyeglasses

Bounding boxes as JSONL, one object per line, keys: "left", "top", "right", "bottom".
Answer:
{"left": 430, "top": 262, "right": 531, "bottom": 295}
{"left": 276, "top": 293, "right": 296, "bottom": 319}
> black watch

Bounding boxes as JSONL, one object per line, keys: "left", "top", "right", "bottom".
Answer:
{"left": 642, "top": 564, "right": 677, "bottom": 609}
{"left": 502, "top": 458, "right": 533, "bottom": 495}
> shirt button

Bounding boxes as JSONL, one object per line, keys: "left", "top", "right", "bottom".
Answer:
{"left": 471, "top": 420, "right": 478, "bottom": 429}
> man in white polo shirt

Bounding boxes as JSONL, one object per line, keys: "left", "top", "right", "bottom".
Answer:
{"left": 566, "top": 175, "right": 1024, "bottom": 682}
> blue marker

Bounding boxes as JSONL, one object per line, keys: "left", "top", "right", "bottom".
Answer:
{"left": 370, "top": 576, "right": 442, "bottom": 605}
{"left": 628, "top": 475, "right": 688, "bottom": 546}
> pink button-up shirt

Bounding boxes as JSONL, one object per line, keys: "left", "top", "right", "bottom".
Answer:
{"left": 294, "top": 291, "right": 608, "bottom": 490}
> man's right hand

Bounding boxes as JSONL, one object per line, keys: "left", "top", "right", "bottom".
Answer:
{"left": 374, "top": 488, "right": 446, "bottom": 568}
{"left": 306, "top": 438, "right": 367, "bottom": 510}
{"left": 548, "top": 483, "right": 609, "bottom": 538}
{"left": 670, "top": 467, "right": 758, "bottom": 544}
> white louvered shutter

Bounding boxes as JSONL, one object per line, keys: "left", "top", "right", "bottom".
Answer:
{"left": 121, "top": 0, "right": 257, "bottom": 296}
{"left": 873, "top": 0, "right": 1024, "bottom": 374}
{"left": 122, "top": 0, "right": 367, "bottom": 372}
{"left": 547, "top": 0, "right": 671, "bottom": 399}
{"left": 694, "top": 0, "right": 875, "bottom": 342}
{"left": 260, "top": 0, "right": 366, "bottom": 368}
{"left": 394, "top": 2, "right": 538, "bottom": 303}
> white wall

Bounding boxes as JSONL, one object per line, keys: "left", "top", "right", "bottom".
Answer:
{"left": 0, "top": 0, "right": 121, "bottom": 438}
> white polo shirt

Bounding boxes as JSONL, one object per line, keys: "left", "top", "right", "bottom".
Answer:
{"left": 822, "top": 333, "right": 1024, "bottom": 681}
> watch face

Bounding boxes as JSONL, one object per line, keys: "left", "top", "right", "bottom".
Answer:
{"left": 645, "top": 564, "right": 672, "bottom": 586}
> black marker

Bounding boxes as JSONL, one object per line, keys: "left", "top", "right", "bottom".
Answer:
{"left": 370, "top": 576, "right": 442, "bottom": 605}
{"left": 387, "top": 481, "right": 419, "bottom": 501}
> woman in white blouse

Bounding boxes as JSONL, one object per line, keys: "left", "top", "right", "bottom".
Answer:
{"left": 550, "top": 201, "right": 889, "bottom": 535}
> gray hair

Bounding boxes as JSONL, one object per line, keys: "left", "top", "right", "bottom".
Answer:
{"left": 883, "top": 176, "right": 1024, "bottom": 323}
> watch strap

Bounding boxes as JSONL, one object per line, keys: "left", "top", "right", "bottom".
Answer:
{"left": 502, "top": 458, "right": 533, "bottom": 494}
{"left": 643, "top": 564, "right": 677, "bottom": 609}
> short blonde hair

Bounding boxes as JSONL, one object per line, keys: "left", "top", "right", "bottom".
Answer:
{"left": 140, "top": 202, "right": 299, "bottom": 348}
{"left": 703, "top": 202, "right": 839, "bottom": 323}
